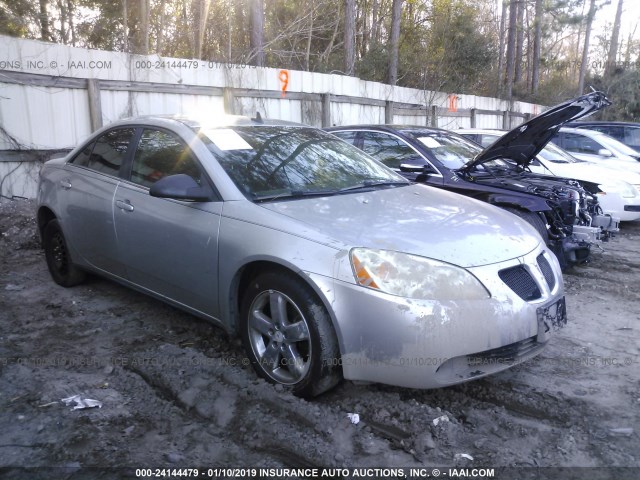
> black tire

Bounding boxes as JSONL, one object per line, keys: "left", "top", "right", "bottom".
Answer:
{"left": 43, "top": 219, "right": 86, "bottom": 287}
{"left": 240, "top": 271, "right": 342, "bottom": 398}
{"left": 502, "top": 207, "right": 549, "bottom": 243}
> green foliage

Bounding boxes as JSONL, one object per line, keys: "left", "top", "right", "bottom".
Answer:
{"left": 0, "top": 0, "right": 33, "bottom": 37}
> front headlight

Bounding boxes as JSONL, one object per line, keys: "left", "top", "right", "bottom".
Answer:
{"left": 350, "top": 248, "right": 490, "bottom": 301}
{"left": 598, "top": 181, "right": 639, "bottom": 199}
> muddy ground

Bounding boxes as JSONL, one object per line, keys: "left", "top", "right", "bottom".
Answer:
{"left": 0, "top": 198, "right": 638, "bottom": 479}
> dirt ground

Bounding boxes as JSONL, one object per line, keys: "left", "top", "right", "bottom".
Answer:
{"left": 0, "top": 198, "right": 638, "bottom": 479}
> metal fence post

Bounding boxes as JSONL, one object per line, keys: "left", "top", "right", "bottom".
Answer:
{"left": 385, "top": 100, "right": 394, "bottom": 124}
{"left": 87, "top": 79, "right": 103, "bottom": 132}
{"left": 223, "top": 87, "right": 236, "bottom": 115}
{"left": 321, "top": 93, "right": 331, "bottom": 127}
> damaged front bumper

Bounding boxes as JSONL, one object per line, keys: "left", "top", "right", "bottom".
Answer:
{"left": 310, "top": 244, "right": 565, "bottom": 389}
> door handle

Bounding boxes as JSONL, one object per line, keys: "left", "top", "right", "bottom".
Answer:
{"left": 115, "top": 199, "right": 134, "bottom": 212}
{"left": 59, "top": 179, "right": 72, "bottom": 190}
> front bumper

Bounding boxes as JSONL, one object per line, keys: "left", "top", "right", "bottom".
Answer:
{"left": 311, "top": 244, "right": 565, "bottom": 389}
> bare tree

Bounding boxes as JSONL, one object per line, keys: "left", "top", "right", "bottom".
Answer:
{"left": 497, "top": 0, "right": 508, "bottom": 96}
{"left": 514, "top": 0, "right": 524, "bottom": 83}
{"left": 304, "top": 0, "right": 314, "bottom": 71}
{"left": 577, "top": 0, "right": 596, "bottom": 95}
{"left": 504, "top": 0, "right": 517, "bottom": 98}
{"left": 122, "top": 0, "right": 129, "bottom": 52}
{"left": 605, "top": 0, "right": 623, "bottom": 76}
{"left": 194, "top": 0, "right": 211, "bottom": 59}
{"left": 39, "top": 0, "right": 50, "bottom": 41}
{"left": 344, "top": 0, "right": 356, "bottom": 75}
{"left": 387, "top": 0, "right": 402, "bottom": 85}
{"left": 156, "top": 0, "right": 166, "bottom": 54}
{"left": 250, "top": 0, "right": 265, "bottom": 66}
{"left": 531, "top": 0, "right": 542, "bottom": 94}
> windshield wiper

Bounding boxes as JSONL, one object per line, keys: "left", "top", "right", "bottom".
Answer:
{"left": 253, "top": 189, "right": 336, "bottom": 203}
{"left": 337, "top": 179, "right": 409, "bottom": 193}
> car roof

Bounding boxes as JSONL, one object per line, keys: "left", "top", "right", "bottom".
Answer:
{"left": 457, "top": 128, "right": 506, "bottom": 134}
{"left": 326, "top": 125, "right": 450, "bottom": 135}
{"left": 558, "top": 127, "right": 607, "bottom": 136}
{"left": 566, "top": 121, "right": 640, "bottom": 127}
{"left": 104, "top": 114, "right": 304, "bottom": 131}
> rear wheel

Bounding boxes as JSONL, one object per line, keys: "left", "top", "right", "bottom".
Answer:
{"left": 43, "top": 219, "right": 86, "bottom": 287}
{"left": 240, "top": 271, "right": 342, "bottom": 397}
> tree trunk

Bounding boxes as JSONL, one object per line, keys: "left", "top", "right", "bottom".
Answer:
{"left": 157, "top": 0, "right": 165, "bottom": 55}
{"left": 39, "top": 0, "right": 50, "bottom": 41}
{"left": 141, "top": 0, "right": 149, "bottom": 55}
{"left": 122, "top": 0, "right": 129, "bottom": 52}
{"left": 250, "top": 0, "right": 265, "bottom": 66}
{"left": 624, "top": 22, "right": 637, "bottom": 65}
{"left": 514, "top": 0, "right": 524, "bottom": 83}
{"left": 504, "top": 0, "right": 517, "bottom": 99}
{"left": 305, "top": 0, "right": 314, "bottom": 71}
{"left": 67, "top": 0, "right": 76, "bottom": 46}
{"left": 194, "top": 0, "right": 211, "bottom": 59}
{"left": 344, "top": 0, "right": 356, "bottom": 75}
{"left": 58, "top": 0, "right": 67, "bottom": 44}
{"left": 387, "top": 0, "right": 402, "bottom": 86}
{"left": 577, "top": 0, "right": 596, "bottom": 95}
{"left": 531, "top": 0, "right": 542, "bottom": 94}
{"left": 605, "top": 0, "right": 623, "bottom": 76}
{"left": 497, "top": 0, "right": 508, "bottom": 96}
{"left": 371, "top": 0, "right": 380, "bottom": 44}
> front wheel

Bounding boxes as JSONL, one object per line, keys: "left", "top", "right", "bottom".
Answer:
{"left": 240, "top": 272, "right": 342, "bottom": 397}
{"left": 43, "top": 219, "right": 86, "bottom": 287}
{"left": 501, "top": 207, "right": 549, "bottom": 243}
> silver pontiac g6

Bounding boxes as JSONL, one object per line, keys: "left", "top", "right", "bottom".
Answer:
{"left": 37, "top": 116, "right": 566, "bottom": 397}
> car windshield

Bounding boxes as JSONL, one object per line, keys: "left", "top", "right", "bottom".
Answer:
{"left": 404, "top": 131, "right": 516, "bottom": 171}
{"left": 198, "top": 126, "right": 408, "bottom": 200}
{"left": 538, "top": 143, "right": 583, "bottom": 163}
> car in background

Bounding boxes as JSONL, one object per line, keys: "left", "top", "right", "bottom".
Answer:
{"left": 551, "top": 127, "right": 640, "bottom": 172}
{"left": 565, "top": 121, "right": 640, "bottom": 153}
{"left": 460, "top": 128, "right": 640, "bottom": 222}
{"left": 36, "top": 115, "right": 566, "bottom": 396}
{"left": 327, "top": 91, "right": 615, "bottom": 269}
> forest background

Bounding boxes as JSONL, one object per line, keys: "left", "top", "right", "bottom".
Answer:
{"left": 1, "top": 0, "right": 638, "bottom": 120}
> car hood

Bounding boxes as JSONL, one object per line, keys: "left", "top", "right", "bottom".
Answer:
{"left": 464, "top": 91, "right": 611, "bottom": 170}
{"left": 544, "top": 160, "right": 640, "bottom": 186}
{"left": 259, "top": 184, "right": 540, "bottom": 268}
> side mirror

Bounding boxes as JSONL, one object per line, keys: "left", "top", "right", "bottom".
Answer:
{"left": 149, "top": 174, "right": 212, "bottom": 201}
{"left": 598, "top": 148, "right": 613, "bottom": 158}
{"left": 399, "top": 161, "right": 437, "bottom": 175}
{"left": 399, "top": 163, "right": 426, "bottom": 173}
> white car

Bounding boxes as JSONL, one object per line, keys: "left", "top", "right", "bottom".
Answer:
{"left": 551, "top": 127, "right": 640, "bottom": 173}
{"left": 459, "top": 129, "right": 640, "bottom": 222}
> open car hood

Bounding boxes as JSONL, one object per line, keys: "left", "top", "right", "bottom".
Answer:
{"left": 462, "top": 91, "right": 611, "bottom": 170}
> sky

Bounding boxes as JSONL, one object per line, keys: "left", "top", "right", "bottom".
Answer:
{"left": 593, "top": 0, "right": 640, "bottom": 46}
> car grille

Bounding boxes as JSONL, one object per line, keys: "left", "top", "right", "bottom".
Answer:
{"left": 536, "top": 253, "right": 556, "bottom": 291}
{"left": 467, "top": 336, "right": 539, "bottom": 366}
{"left": 498, "top": 265, "right": 541, "bottom": 301}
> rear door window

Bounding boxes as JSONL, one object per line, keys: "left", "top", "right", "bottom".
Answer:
{"left": 562, "top": 133, "right": 603, "bottom": 155}
{"left": 624, "top": 127, "right": 640, "bottom": 146}
{"left": 72, "top": 128, "right": 135, "bottom": 176}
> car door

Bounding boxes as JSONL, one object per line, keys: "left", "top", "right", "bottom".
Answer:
{"left": 61, "top": 127, "right": 136, "bottom": 277}
{"left": 113, "top": 127, "right": 222, "bottom": 317}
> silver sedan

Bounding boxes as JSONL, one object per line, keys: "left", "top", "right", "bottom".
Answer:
{"left": 37, "top": 116, "right": 566, "bottom": 397}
